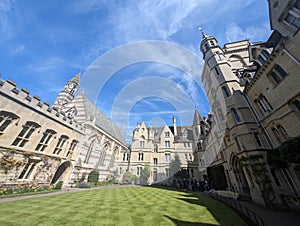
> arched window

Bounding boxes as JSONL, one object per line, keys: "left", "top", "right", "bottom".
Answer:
{"left": 53, "top": 135, "right": 69, "bottom": 155}
{"left": 12, "top": 121, "right": 40, "bottom": 147}
{"left": 0, "top": 111, "right": 19, "bottom": 135}
{"left": 231, "top": 108, "right": 241, "bottom": 123}
{"left": 35, "top": 129, "right": 56, "bottom": 152}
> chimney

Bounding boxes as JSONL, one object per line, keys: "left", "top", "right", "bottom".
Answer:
{"left": 173, "top": 116, "right": 177, "bottom": 137}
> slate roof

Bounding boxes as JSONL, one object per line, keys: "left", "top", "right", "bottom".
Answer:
{"left": 73, "top": 93, "right": 127, "bottom": 146}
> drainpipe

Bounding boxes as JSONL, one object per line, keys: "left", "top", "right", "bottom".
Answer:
{"left": 243, "top": 93, "right": 276, "bottom": 149}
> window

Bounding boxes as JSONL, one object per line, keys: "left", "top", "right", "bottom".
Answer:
{"left": 139, "top": 141, "right": 144, "bottom": 148}
{"left": 138, "top": 153, "right": 144, "bottom": 161}
{"left": 293, "top": 100, "right": 300, "bottom": 110}
{"left": 66, "top": 139, "right": 78, "bottom": 158}
{"left": 189, "top": 154, "right": 192, "bottom": 161}
{"left": 256, "top": 95, "right": 273, "bottom": 115}
{"left": 0, "top": 111, "right": 18, "bottom": 135}
{"left": 35, "top": 129, "right": 56, "bottom": 152}
{"left": 165, "top": 168, "right": 170, "bottom": 177}
{"left": 210, "top": 40, "right": 215, "bottom": 46}
{"left": 18, "top": 162, "right": 36, "bottom": 179}
{"left": 269, "top": 65, "right": 288, "bottom": 84}
{"left": 165, "top": 153, "right": 171, "bottom": 163}
{"left": 165, "top": 132, "right": 170, "bottom": 137}
{"left": 254, "top": 132, "right": 262, "bottom": 146}
{"left": 231, "top": 108, "right": 241, "bottom": 123}
{"left": 153, "top": 158, "right": 158, "bottom": 165}
{"left": 215, "top": 67, "right": 220, "bottom": 75}
{"left": 165, "top": 141, "right": 170, "bottom": 148}
{"left": 272, "top": 125, "right": 289, "bottom": 143}
{"left": 123, "top": 153, "right": 128, "bottom": 161}
{"left": 284, "top": 12, "right": 300, "bottom": 29}
{"left": 182, "top": 129, "right": 188, "bottom": 138}
{"left": 197, "top": 142, "right": 202, "bottom": 151}
{"left": 222, "top": 86, "right": 230, "bottom": 98}
{"left": 185, "top": 153, "right": 188, "bottom": 160}
{"left": 12, "top": 121, "right": 40, "bottom": 147}
{"left": 53, "top": 135, "right": 69, "bottom": 155}
{"left": 137, "top": 166, "right": 142, "bottom": 176}
{"left": 154, "top": 144, "right": 158, "bottom": 153}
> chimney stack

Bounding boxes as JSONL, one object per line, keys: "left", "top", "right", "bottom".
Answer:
{"left": 173, "top": 116, "right": 177, "bottom": 137}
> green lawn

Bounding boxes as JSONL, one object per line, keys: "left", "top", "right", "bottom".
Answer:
{"left": 0, "top": 187, "right": 246, "bottom": 226}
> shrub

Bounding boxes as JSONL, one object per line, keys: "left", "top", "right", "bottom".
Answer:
{"left": 78, "top": 173, "right": 86, "bottom": 183}
{"left": 55, "top": 181, "right": 64, "bottom": 190}
{"left": 78, "top": 181, "right": 90, "bottom": 188}
{"left": 88, "top": 170, "right": 99, "bottom": 186}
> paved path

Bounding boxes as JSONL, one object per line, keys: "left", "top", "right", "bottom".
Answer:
{"left": 237, "top": 200, "right": 300, "bottom": 226}
{"left": 0, "top": 184, "right": 137, "bottom": 203}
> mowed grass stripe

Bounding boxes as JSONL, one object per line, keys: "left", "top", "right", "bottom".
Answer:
{"left": 0, "top": 187, "right": 247, "bottom": 226}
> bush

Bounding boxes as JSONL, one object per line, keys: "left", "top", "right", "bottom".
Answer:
{"left": 55, "top": 181, "right": 64, "bottom": 190}
{"left": 78, "top": 181, "right": 90, "bottom": 188}
{"left": 88, "top": 170, "right": 99, "bottom": 186}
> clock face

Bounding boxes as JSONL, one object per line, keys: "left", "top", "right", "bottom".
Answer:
{"left": 68, "top": 83, "right": 75, "bottom": 89}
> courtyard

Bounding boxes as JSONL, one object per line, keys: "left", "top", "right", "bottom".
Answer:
{"left": 0, "top": 186, "right": 246, "bottom": 226}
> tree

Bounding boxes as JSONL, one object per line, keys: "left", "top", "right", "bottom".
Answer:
{"left": 140, "top": 164, "right": 151, "bottom": 185}
{"left": 87, "top": 170, "right": 99, "bottom": 186}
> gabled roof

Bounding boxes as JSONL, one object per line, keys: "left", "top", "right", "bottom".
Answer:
{"left": 72, "top": 93, "right": 127, "bottom": 146}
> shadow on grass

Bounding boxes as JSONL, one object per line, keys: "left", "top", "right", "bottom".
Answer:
{"left": 152, "top": 186, "right": 247, "bottom": 226}
{"left": 164, "top": 215, "right": 218, "bottom": 226}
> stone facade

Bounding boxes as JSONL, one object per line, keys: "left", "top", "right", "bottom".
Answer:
{"left": 129, "top": 111, "right": 205, "bottom": 184}
{"left": 199, "top": 0, "right": 300, "bottom": 209}
{"left": 0, "top": 73, "right": 128, "bottom": 188}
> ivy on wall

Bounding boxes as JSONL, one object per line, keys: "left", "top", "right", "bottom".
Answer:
{"left": 267, "top": 135, "right": 300, "bottom": 168}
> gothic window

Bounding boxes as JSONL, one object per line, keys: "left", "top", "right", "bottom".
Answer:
{"left": 138, "top": 153, "right": 144, "bottom": 161}
{"left": 272, "top": 125, "right": 289, "bottom": 143}
{"left": 35, "top": 129, "right": 56, "bottom": 152}
{"left": 217, "top": 108, "right": 225, "bottom": 122}
{"left": 12, "top": 121, "right": 40, "bottom": 147}
{"left": 0, "top": 111, "right": 18, "bottom": 136}
{"left": 231, "top": 108, "right": 241, "bottom": 123}
{"left": 165, "top": 153, "right": 171, "bottom": 163}
{"left": 255, "top": 95, "right": 273, "bottom": 115}
{"left": 18, "top": 162, "right": 36, "bottom": 180}
{"left": 66, "top": 139, "right": 78, "bottom": 158}
{"left": 98, "top": 144, "right": 108, "bottom": 166}
{"left": 153, "top": 158, "right": 158, "bottom": 165}
{"left": 84, "top": 139, "right": 95, "bottom": 163}
{"left": 52, "top": 135, "right": 69, "bottom": 155}
{"left": 221, "top": 86, "right": 230, "bottom": 98}
{"left": 253, "top": 132, "right": 262, "bottom": 146}
{"left": 109, "top": 149, "right": 118, "bottom": 168}
{"left": 271, "top": 168, "right": 281, "bottom": 187}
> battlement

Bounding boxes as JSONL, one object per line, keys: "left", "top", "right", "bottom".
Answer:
{"left": 0, "top": 77, "right": 84, "bottom": 132}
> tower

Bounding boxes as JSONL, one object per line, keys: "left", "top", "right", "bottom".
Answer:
{"left": 53, "top": 73, "right": 81, "bottom": 111}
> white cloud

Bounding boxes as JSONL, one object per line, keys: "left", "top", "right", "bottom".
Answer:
{"left": 226, "top": 22, "right": 270, "bottom": 43}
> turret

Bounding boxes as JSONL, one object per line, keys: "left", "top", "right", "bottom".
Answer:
{"left": 53, "top": 73, "right": 81, "bottom": 111}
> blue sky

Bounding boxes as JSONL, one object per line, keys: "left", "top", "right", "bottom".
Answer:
{"left": 0, "top": 0, "right": 271, "bottom": 142}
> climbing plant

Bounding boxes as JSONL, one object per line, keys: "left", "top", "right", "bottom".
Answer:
{"left": 87, "top": 170, "right": 99, "bottom": 186}
{"left": 207, "top": 165, "right": 227, "bottom": 190}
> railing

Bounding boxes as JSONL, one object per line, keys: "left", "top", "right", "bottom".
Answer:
{"left": 209, "top": 193, "right": 267, "bottom": 226}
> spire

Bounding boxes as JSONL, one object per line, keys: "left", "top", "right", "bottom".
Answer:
{"left": 70, "top": 72, "right": 81, "bottom": 85}
{"left": 193, "top": 108, "right": 203, "bottom": 125}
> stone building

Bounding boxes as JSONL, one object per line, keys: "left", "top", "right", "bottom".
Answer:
{"left": 0, "top": 76, "right": 84, "bottom": 187}
{"left": 199, "top": 0, "right": 300, "bottom": 210}
{"left": 129, "top": 111, "right": 205, "bottom": 185}
{"left": 0, "top": 73, "right": 128, "bottom": 187}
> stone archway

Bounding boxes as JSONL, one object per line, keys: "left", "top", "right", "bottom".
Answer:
{"left": 51, "top": 161, "right": 71, "bottom": 184}
{"left": 231, "top": 155, "right": 250, "bottom": 195}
